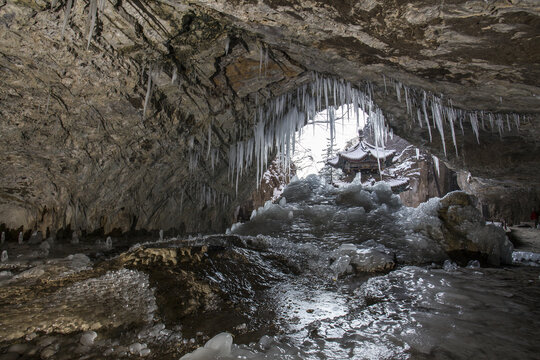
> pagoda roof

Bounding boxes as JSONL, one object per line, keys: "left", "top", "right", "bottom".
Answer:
{"left": 339, "top": 141, "right": 396, "bottom": 161}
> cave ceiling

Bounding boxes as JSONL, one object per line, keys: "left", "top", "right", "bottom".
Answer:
{"left": 0, "top": 0, "right": 539, "bottom": 234}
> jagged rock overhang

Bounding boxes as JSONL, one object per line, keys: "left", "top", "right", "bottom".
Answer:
{"left": 1, "top": 0, "right": 539, "bottom": 236}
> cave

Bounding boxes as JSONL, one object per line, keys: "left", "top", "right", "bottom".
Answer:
{"left": 0, "top": 1, "right": 539, "bottom": 359}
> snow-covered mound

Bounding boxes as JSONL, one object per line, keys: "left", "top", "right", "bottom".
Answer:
{"left": 231, "top": 175, "right": 513, "bottom": 267}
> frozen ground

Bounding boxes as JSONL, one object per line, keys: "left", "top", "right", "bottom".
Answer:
{"left": 0, "top": 176, "right": 539, "bottom": 359}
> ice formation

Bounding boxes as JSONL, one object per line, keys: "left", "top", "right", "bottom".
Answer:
{"left": 87, "top": 0, "right": 98, "bottom": 49}
{"left": 233, "top": 176, "right": 513, "bottom": 267}
{"left": 1, "top": 231, "right": 4, "bottom": 244}
{"left": 180, "top": 332, "right": 304, "bottom": 360}
{"left": 71, "top": 232, "right": 79, "bottom": 245}
{"left": 80, "top": 331, "right": 97, "bottom": 346}
{"left": 159, "top": 229, "right": 164, "bottom": 241}
{"left": 105, "top": 236, "right": 113, "bottom": 250}
{"left": 1, "top": 250, "right": 7, "bottom": 262}
{"left": 61, "top": 0, "right": 73, "bottom": 38}
{"left": 225, "top": 72, "right": 523, "bottom": 192}
{"left": 224, "top": 37, "right": 230, "bottom": 55}
{"left": 18, "top": 232, "right": 23, "bottom": 245}
{"left": 513, "top": 251, "right": 540, "bottom": 266}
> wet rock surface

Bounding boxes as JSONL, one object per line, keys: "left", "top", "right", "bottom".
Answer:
{"left": 0, "top": 177, "right": 539, "bottom": 358}
{"left": 0, "top": 1, "right": 539, "bottom": 234}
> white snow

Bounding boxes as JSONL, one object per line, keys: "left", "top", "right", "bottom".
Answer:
{"left": 339, "top": 141, "right": 396, "bottom": 161}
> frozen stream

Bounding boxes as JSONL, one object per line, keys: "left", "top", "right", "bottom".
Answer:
{"left": 0, "top": 176, "right": 539, "bottom": 359}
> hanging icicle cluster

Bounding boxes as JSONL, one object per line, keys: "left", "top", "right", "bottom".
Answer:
{"left": 228, "top": 73, "right": 389, "bottom": 192}
{"left": 390, "top": 79, "right": 523, "bottom": 158}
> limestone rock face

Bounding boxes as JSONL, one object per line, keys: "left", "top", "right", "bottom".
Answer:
{"left": 0, "top": 1, "right": 539, "bottom": 234}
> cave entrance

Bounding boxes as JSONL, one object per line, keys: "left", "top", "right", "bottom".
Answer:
{"left": 291, "top": 104, "right": 366, "bottom": 180}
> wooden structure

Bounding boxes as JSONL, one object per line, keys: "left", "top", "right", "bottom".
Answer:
{"left": 328, "top": 140, "right": 396, "bottom": 174}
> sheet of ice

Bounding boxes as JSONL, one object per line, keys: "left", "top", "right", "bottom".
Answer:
{"left": 513, "top": 251, "right": 540, "bottom": 266}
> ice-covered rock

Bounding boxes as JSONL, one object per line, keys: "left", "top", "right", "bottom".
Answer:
{"left": 129, "top": 342, "right": 149, "bottom": 355}
{"left": 351, "top": 247, "right": 395, "bottom": 273}
{"left": 330, "top": 255, "right": 352, "bottom": 279}
{"left": 512, "top": 251, "right": 540, "bottom": 266}
{"left": 443, "top": 260, "right": 459, "bottom": 271}
{"left": 15, "top": 266, "right": 45, "bottom": 279}
{"left": 80, "top": 331, "right": 97, "bottom": 346}
{"left": 180, "top": 332, "right": 233, "bottom": 359}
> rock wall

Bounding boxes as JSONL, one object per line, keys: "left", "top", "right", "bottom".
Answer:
{"left": 1, "top": 0, "right": 539, "bottom": 236}
{"left": 400, "top": 158, "right": 460, "bottom": 208}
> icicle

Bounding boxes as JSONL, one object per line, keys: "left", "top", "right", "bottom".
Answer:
{"left": 259, "top": 46, "right": 263, "bottom": 76}
{"left": 87, "top": 0, "right": 98, "bottom": 49}
{"left": 433, "top": 155, "right": 440, "bottom": 177}
{"left": 264, "top": 48, "right": 269, "bottom": 77}
{"left": 61, "top": 0, "right": 74, "bottom": 38}
{"left": 143, "top": 68, "right": 153, "bottom": 119}
{"left": 416, "top": 109, "right": 423, "bottom": 128}
{"left": 395, "top": 82, "right": 401, "bottom": 102}
{"left": 383, "top": 74, "right": 387, "bottom": 94}
{"left": 18, "top": 231, "right": 23, "bottom": 245}
{"left": 422, "top": 92, "right": 432, "bottom": 142}
{"left": 416, "top": 148, "right": 420, "bottom": 160}
{"left": 496, "top": 114, "right": 504, "bottom": 138}
{"left": 404, "top": 86, "right": 411, "bottom": 115}
{"left": 470, "top": 113, "right": 480, "bottom": 144}
{"left": 171, "top": 67, "right": 177, "bottom": 84}
{"left": 447, "top": 107, "right": 458, "bottom": 156}
{"left": 206, "top": 124, "right": 212, "bottom": 159}
{"left": 225, "top": 37, "right": 230, "bottom": 55}
{"left": 431, "top": 99, "right": 446, "bottom": 156}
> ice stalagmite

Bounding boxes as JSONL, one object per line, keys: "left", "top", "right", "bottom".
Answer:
{"left": 1, "top": 250, "right": 7, "bottom": 263}
{"left": 18, "top": 232, "right": 23, "bottom": 245}
{"left": 0, "top": 231, "right": 4, "bottom": 244}
{"left": 105, "top": 236, "right": 112, "bottom": 250}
